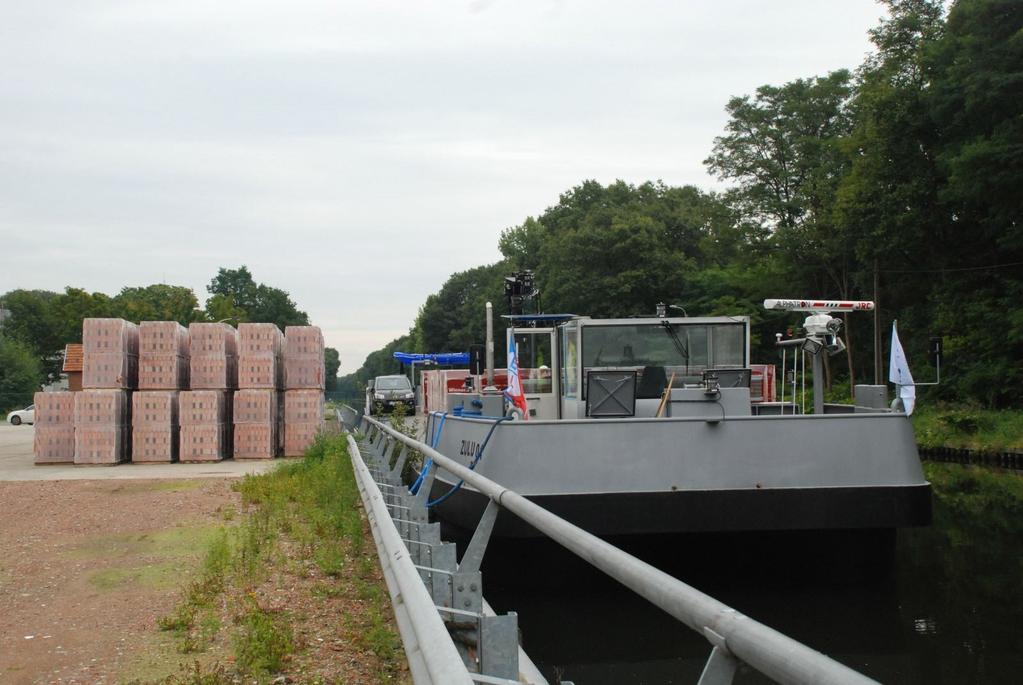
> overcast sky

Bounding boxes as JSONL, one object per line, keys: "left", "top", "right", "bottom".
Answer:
{"left": 0, "top": 1, "right": 887, "bottom": 375}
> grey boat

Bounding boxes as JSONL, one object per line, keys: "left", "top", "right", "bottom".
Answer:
{"left": 419, "top": 304, "right": 932, "bottom": 539}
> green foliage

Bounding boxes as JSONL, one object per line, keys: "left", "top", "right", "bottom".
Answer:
{"left": 206, "top": 266, "right": 309, "bottom": 329}
{"left": 0, "top": 336, "right": 43, "bottom": 412}
{"left": 232, "top": 597, "right": 294, "bottom": 679}
{"left": 324, "top": 347, "right": 340, "bottom": 390}
{"left": 913, "top": 403, "right": 1023, "bottom": 451}
{"left": 415, "top": 262, "right": 509, "bottom": 358}
{"left": 3, "top": 266, "right": 320, "bottom": 387}
{"left": 114, "top": 285, "right": 201, "bottom": 325}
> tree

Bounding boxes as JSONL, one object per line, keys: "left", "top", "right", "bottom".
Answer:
{"left": 324, "top": 347, "right": 340, "bottom": 391}
{"left": 206, "top": 266, "right": 309, "bottom": 328}
{"left": 113, "top": 285, "right": 200, "bottom": 325}
{"left": 0, "top": 337, "right": 43, "bottom": 413}
{"left": 415, "top": 263, "right": 509, "bottom": 357}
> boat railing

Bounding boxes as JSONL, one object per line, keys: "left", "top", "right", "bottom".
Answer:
{"left": 345, "top": 407, "right": 879, "bottom": 685}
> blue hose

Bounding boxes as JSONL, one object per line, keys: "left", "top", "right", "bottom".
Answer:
{"left": 410, "top": 412, "right": 446, "bottom": 495}
{"left": 427, "top": 415, "right": 511, "bottom": 507}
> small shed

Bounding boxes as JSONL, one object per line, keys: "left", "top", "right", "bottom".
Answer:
{"left": 63, "top": 343, "right": 83, "bottom": 391}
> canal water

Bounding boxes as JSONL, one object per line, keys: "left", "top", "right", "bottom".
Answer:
{"left": 482, "top": 474, "right": 1022, "bottom": 684}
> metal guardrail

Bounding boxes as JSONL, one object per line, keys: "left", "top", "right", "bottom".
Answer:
{"left": 343, "top": 409, "right": 548, "bottom": 685}
{"left": 346, "top": 431, "right": 475, "bottom": 685}
{"left": 352, "top": 408, "right": 880, "bottom": 685}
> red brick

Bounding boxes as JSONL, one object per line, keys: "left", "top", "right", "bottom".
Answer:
{"left": 74, "top": 390, "right": 130, "bottom": 426}
{"left": 139, "top": 353, "right": 189, "bottom": 390}
{"left": 238, "top": 355, "right": 281, "bottom": 389}
{"left": 284, "top": 390, "right": 323, "bottom": 423}
{"left": 234, "top": 390, "right": 279, "bottom": 424}
{"left": 180, "top": 424, "right": 230, "bottom": 462}
{"left": 140, "top": 321, "right": 190, "bottom": 357}
{"left": 132, "top": 391, "right": 178, "bottom": 427}
{"left": 284, "top": 326, "right": 324, "bottom": 358}
{"left": 75, "top": 425, "right": 130, "bottom": 464}
{"left": 82, "top": 318, "right": 139, "bottom": 356}
{"left": 234, "top": 423, "right": 277, "bottom": 459}
{"left": 33, "top": 391, "right": 75, "bottom": 426}
{"left": 189, "top": 323, "right": 238, "bottom": 357}
{"left": 34, "top": 426, "right": 75, "bottom": 464}
{"left": 283, "top": 358, "right": 325, "bottom": 390}
{"left": 83, "top": 352, "right": 138, "bottom": 389}
{"left": 189, "top": 356, "right": 237, "bottom": 390}
{"left": 239, "top": 323, "right": 283, "bottom": 357}
{"left": 179, "top": 391, "right": 231, "bottom": 425}
{"left": 132, "top": 426, "right": 178, "bottom": 463}
{"left": 283, "top": 421, "right": 321, "bottom": 457}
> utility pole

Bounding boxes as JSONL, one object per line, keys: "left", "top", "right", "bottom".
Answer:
{"left": 873, "top": 258, "right": 882, "bottom": 385}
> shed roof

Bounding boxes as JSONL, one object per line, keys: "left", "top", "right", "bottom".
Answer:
{"left": 63, "top": 343, "right": 83, "bottom": 372}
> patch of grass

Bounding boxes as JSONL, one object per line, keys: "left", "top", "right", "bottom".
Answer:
{"left": 88, "top": 563, "right": 180, "bottom": 591}
{"left": 110, "top": 480, "right": 204, "bottom": 494}
{"left": 68, "top": 524, "right": 222, "bottom": 561}
{"left": 913, "top": 403, "right": 1023, "bottom": 451}
{"left": 158, "top": 530, "right": 231, "bottom": 651}
{"left": 232, "top": 596, "right": 294, "bottom": 678}
{"left": 150, "top": 433, "right": 407, "bottom": 683}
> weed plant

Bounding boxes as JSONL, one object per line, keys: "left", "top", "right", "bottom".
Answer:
{"left": 156, "top": 433, "right": 404, "bottom": 683}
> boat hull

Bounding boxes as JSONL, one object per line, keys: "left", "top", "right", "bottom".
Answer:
{"left": 429, "top": 479, "right": 932, "bottom": 538}
{"left": 423, "top": 411, "right": 932, "bottom": 538}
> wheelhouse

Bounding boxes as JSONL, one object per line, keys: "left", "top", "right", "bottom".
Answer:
{"left": 507, "top": 315, "right": 751, "bottom": 420}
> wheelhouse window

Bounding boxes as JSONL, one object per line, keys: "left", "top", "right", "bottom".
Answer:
{"left": 580, "top": 322, "right": 746, "bottom": 398}
{"left": 514, "top": 332, "right": 553, "bottom": 394}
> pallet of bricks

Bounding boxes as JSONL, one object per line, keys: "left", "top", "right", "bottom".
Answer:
{"left": 76, "top": 318, "right": 138, "bottom": 464}
{"left": 234, "top": 323, "right": 283, "bottom": 460}
{"left": 33, "top": 391, "right": 75, "bottom": 464}
{"left": 284, "top": 325, "right": 325, "bottom": 457}
{"left": 180, "top": 323, "right": 238, "bottom": 462}
{"left": 133, "top": 321, "right": 189, "bottom": 463}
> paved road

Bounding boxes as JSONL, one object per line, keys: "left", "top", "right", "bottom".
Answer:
{"left": 0, "top": 423, "right": 285, "bottom": 481}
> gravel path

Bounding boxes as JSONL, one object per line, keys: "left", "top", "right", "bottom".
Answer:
{"left": 0, "top": 478, "right": 238, "bottom": 684}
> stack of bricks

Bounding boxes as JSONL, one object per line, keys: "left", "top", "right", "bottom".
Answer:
{"left": 82, "top": 318, "right": 138, "bottom": 390}
{"left": 138, "top": 321, "right": 189, "bottom": 390}
{"left": 234, "top": 323, "right": 284, "bottom": 459}
{"left": 133, "top": 322, "right": 189, "bottom": 463}
{"left": 132, "top": 391, "right": 179, "bottom": 463}
{"left": 189, "top": 323, "right": 238, "bottom": 391}
{"left": 182, "top": 323, "right": 237, "bottom": 462}
{"left": 33, "top": 391, "right": 76, "bottom": 464}
{"left": 77, "top": 318, "right": 137, "bottom": 464}
{"left": 284, "top": 390, "right": 324, "bottom": 456}
{"left": 179, "top": 390, "right": 231, "bottom": 462}
{"left": 283, "top": 326, "right": 325, "bottom": 457}
{"left": 74, "top": 388, "right": 131, "bottom": 464}
{"left": 233, "top": 389, "right": 279, "bottom": 459}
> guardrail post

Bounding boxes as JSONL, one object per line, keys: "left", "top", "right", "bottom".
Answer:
{"left": 697, "top": 644, "right": 738, "bottom": 685}
{"left": 480, "top": 612, "right": 520, "bottom": 681}
{"left": 391, "top": 445, "right": 409, "bottom": 480}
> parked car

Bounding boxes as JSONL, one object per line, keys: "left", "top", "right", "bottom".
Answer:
{"left": 368, "top": 375, "right": 415, "bottom": 415}
{"left": 7, "top": 404, "right": 35, "bottom": 425}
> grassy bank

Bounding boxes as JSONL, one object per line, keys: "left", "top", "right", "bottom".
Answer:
{"left": 140, "top": 433, "right": 408, "bottom": 685}
{"left": 912, "top": 404, "right": 1023, "bottom": 452}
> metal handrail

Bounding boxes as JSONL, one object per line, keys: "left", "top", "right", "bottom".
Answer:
{"left": 346, "top": 431, "right": 474, "bottom": 685}
{"left": 358, "top": 411, "right": 879, "bottom": 685}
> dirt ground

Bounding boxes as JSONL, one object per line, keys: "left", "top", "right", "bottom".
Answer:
{"left": 0, "top": 478, "right": 238, "bottom": 684}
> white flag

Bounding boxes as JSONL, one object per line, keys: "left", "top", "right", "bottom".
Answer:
{"left": 889, "top": 322, "right": 916, "bottom": 415}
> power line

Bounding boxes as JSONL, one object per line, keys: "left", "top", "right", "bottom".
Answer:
{"left": 881, "top": 260, "right": 1023, "bottom": 274}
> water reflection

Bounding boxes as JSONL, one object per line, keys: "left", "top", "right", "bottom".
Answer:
{"left": 482, "top": 482, "right": 1023, "bottom": 684}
